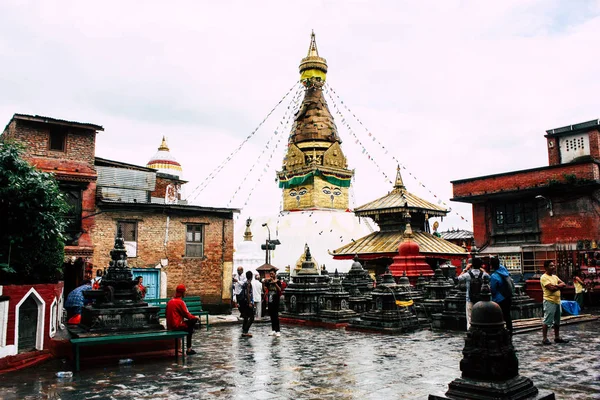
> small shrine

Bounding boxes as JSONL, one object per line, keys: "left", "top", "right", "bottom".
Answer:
{"left": 79, "top": 228, "right": 162, "bottom": 332}
{"left": 510, "top": 286, "right": 543, "bottom": 320}
{"left": 347, "top": 267, "right": 421, "bottom": 333}
{"left": 318, "top": 270, "right": 358, "bottom": 324}
{"left": 332, "top": 166, "right": 468, "bottom": 275}
{"left": 429, "top": 280, "right": 555, "bottom": 400}
{"left": 420, "top": 267, "right": 455, "bottom": 316}
{"left": 281, "top": 246, "right": 331, "bottom": 323}
{"left": 431, "top": 279, "right": 468, "bottom": 331}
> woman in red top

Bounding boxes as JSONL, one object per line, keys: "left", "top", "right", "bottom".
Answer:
{"left": 135, "top": 276, "right": 147, "bottom": 299}
{"left": 166, "top": 284, "right": 199, "bottom": 355}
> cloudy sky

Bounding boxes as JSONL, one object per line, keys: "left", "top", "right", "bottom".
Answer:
{"left": 2, "top": 0, "right": 599, "bottom": 233}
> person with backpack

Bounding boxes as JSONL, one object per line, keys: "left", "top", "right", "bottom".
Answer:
{"left": 490, "top": 257, "right": 514, "bottom": 335}
{"left": 458, "top": 257, "right": 489, "bottom": 330}
{"left": 238, "top": 271, "right": 255, "bottom": 337}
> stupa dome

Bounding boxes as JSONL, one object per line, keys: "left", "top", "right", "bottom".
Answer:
{"left": 147, "top": 136, "right": 182, "bottom": 178}
{"left": 471, "top": 298, "right": 504, "bottom": 327}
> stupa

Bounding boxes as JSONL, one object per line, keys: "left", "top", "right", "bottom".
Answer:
{"left": 342, "top": 256, "right": 373, "bottom": 314}
{"left": 318, "top": 270, "right": 358, "bottom": 325}
{"left": 146, "top": 136, "right": 182, "bottom": 178}
{"left": 429, "top": 279, "right": 555, "bottom": 400}
{"left": 233, "top": 32, "right": 372, "bottom": 274}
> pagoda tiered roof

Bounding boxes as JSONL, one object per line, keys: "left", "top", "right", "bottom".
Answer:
{"left": 331, "top": 230, "right": 467, "bottom": 259}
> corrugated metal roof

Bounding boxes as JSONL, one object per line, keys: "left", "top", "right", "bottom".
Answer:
{"left": 12, "top": 113, "right": 104, "bottom": 131}
{"left": 332, "top": 230, "right": 468, "bottom": 257}
{"left": 97, "top": 166, "right": 156, "bottom": 191}
{"left": 354, "top": 189, "right": 447, "bottom": 217}
{"left": 440, "top": 230, "right": 473, "bottom": 240}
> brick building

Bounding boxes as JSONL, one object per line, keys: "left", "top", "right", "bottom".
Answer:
{"left": 452, "top": 119, "right": 600, "bottom": 277}
{"left": 92, "top": 142, "right": 238, "bottom": 313}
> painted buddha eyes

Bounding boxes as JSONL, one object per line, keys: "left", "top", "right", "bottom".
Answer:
{"left": 289, "top": 187, "right": 308, "bottom": 197}
{"left": 323, "top": 186, "right": 342, "bottom": 196}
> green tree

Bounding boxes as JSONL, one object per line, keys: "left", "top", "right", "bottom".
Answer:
{"left": 0, "top": 142, "right": 69, "bottom": 283}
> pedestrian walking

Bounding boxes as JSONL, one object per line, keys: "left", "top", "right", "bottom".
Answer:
{"left": 458, "top": 257, "right": 489, "bottom": 330}
{"left": 232, "top": 266, "right": 246, "bottom": 308}
{"left": 489, "top": 257, "right": 514, "bottom": 335}
{"left": 264, "top": 268, "right": 282, "bottom": 337}
{"left": 251, "top": 273, "right": 263, "bottom": 320}
{"left": 572, "top": 270, "right": 585, "bottom": 310}
{"left": 540, "top": 260, "right": 569, "bottom": 345}
{"left": 166, "top": 284, "right": 199, "bottom": 355}
{"left": 238, "top": 271, "right": 255, "bottom": 337}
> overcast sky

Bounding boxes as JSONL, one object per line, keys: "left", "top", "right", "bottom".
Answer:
{"left": 2, "top": 1, "right": 599, "bottom": 233}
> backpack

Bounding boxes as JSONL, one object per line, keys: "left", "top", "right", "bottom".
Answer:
{"left": 237, "top": 283, "right": 248, "bottom": 308}
{"left": 498, "top": 273, "right": 515, "bottom": 301}
{"left": 468, "top": 270, "right": 483, "bottom": 303}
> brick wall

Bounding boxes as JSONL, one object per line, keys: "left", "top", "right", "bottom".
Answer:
{"left": 3, "top": 120, "right": 96, "bottom": 166}
{"left": 91, "top": 209, "right": 234, "bottom": 308}
{"left": 547, "top": 128, "right": 600, "bottom": 166}
{"left": 152, "top": 177, "right": 182, "bottom": 200}
{"left": 453, "top": 162, "right": 600, "bottom": 199}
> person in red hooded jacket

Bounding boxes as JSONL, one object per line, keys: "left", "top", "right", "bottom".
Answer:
{"left": 166, "top": 284, "right": 199, "bottom": 355}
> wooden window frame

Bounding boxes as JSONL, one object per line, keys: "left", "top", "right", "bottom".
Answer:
{"left": 117, "top": 221, "right": 138, "bottom": 258}
{"left": 185, "top": 224, "right": 204, "bottom": 258}
{"left": 48, "top": 127, "right": 67, "bottom": 152}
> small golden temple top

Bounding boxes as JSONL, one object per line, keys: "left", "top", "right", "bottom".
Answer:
{"left": 299, "top": 31, "right": 328, "bottom": 81}
{"left": 393, "top": 165, "right": 406, "bottom": 192}
{"left": 158, "top": 136, "right": 169, "bottom": 151}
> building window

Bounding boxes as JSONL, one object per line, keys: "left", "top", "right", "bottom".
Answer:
{"left": 185, "top": 225, "right": 204, "bottom": 258}
{"left": 118, "top": 221, "right": 138, "bottom": 258}
{"left": 492, "top": 200, "right": 539, "bottom": 244}
{"left": 49, "top": 128, "right": 67, "bottom": 151}
{"left": 61, "top": 186, "right": 83, "bottom": 245}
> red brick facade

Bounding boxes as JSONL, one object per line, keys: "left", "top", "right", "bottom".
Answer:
{"left": 452, "top": 120, "right": 600, "bottom": 275}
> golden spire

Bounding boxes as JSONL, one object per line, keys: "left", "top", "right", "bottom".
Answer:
{"left": 393, "top": 165, "right": 406, "bottom": 192}
{"left": 403, "top": 211, "right": 414, "bottom": 238}
{"left": 299, "top": 31, "right": 328, "bottom": 82}
{"left": 158, "top": 136, "right": 169, "bottom": 151}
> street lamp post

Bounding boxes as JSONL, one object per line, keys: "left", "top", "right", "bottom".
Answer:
{"left": 262, "top": 223, "right": 271, "bottom": 265}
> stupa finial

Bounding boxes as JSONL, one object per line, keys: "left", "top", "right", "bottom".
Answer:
{"left": 299, "top": 31, "right": 328, "bottom": 81}
{"left": 403, "top": 211, "right": 414, "bottom": 238}
{"left": 158, "top": 136, "right": 169, "bottom": 151}
{"left": 393, "top": 165, "right": 406, "bottom": 192}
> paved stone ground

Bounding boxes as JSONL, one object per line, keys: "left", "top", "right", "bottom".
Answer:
{"left": 1, "top": 318, "right": 599, "bottom": 400}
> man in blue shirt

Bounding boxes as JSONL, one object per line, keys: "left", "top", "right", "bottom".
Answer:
{"left": 490, "top": 257, "right": 514, "bottom": 335}
{"left": 65, "top": 280, "right": 92, "bottom": 320}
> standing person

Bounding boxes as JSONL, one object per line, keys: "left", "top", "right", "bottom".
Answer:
{"left": 251, "top": 273, "right": 263, "bottom": 320}
{"left": 65, "top": 280, "right": 92, "bottom": 323}
{"left": 135, "top": 276, "right": 147, "bottom": 299}
{"left": 166, "top": 284, "right": 199, "bottom": 355}
{"left": 540, "top": 260, "right": 568, "bottom": 345}
{"left": 232, "top": 266, "right": 246, "bottom": 308}
{"left": 264, "top": 268, "right": 282, "bottom": 337}
{"left": 238, "top": 271, "right": 255, "bottom": 337}
{"left": 489, "top": 257, "right": 515, "bottom": 335}
{"left": 458, "top": 257, "right": 489, "bottom": 330}
{"left": 572, "top": 270, "right": 585, "bottom": 310}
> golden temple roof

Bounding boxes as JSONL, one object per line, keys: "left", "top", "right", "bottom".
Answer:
{"left": 331, "top": 230, "right": 468, "bottom": 257}
{"left": 299, "top": 31, "right": 328, "bottom": 80}
{"left": 354, "top": 168, "right": 447, "bottom": 217}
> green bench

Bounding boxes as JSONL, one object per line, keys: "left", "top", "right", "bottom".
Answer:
{"left": 146, "top": 296, "right": 210, "bottom": 329}
{"left": 71, "top": 330, "right": 188, "bottom": 372}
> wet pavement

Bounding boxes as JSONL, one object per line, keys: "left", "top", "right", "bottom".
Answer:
{"left": 1, "top": 319, "right": 599, "bottom": 400}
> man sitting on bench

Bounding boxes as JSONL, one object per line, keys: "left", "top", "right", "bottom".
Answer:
{"left": 166, "top": 284, "right": 199, "bottom": 355}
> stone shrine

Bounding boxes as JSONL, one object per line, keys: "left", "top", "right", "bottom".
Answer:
{"left": 318, "top": 270, "right": 358, "bottom": 324}
{"left": 342, "top": 256, "right": 373, "bottom": 314}
{"left": 347, "top": 267, "right": 421, "bottom": 333}
{"left": 431, "top": 279, "right": 468, "bottom": 331}
{"left": 281, "top": 246, "right": 330, "bottom": 321}
{"left": 79, "top": 228, "right": 162, "bottom": 332}
{"left": 510, "top": 285, "right": 543, "bottom": 320}
{"left": 429, "top": 280, "right": 555, "bottom": 400}
{"left": 421, "top": 267, "right": 455, "bottom": 316}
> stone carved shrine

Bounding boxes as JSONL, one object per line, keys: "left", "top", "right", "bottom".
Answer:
{"left": 79, "top": 227, "right": 162, "bottom": 333}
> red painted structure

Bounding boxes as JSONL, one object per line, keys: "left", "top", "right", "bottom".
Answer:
{"left": 388, "top": 231, "right": 434, "bottom": 284}
{"left": 0, "top": 283, "right": 64, "bottom": 373}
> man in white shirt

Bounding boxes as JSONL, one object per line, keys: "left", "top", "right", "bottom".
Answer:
{"left": 458, "top": 257, "right": 489, "bottom": 330}
{"left": 232, "top": 266, "right": 246, "bottom": 308}
{"left": 251, "top": 273, "right": 264, "bottom": 320}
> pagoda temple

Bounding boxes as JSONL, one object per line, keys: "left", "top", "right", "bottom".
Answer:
{"left": 233, "top": 32, "right": 371, "bottom": 274}
{"left": 331, "top": 166, "right": 467, "bottom": 276}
